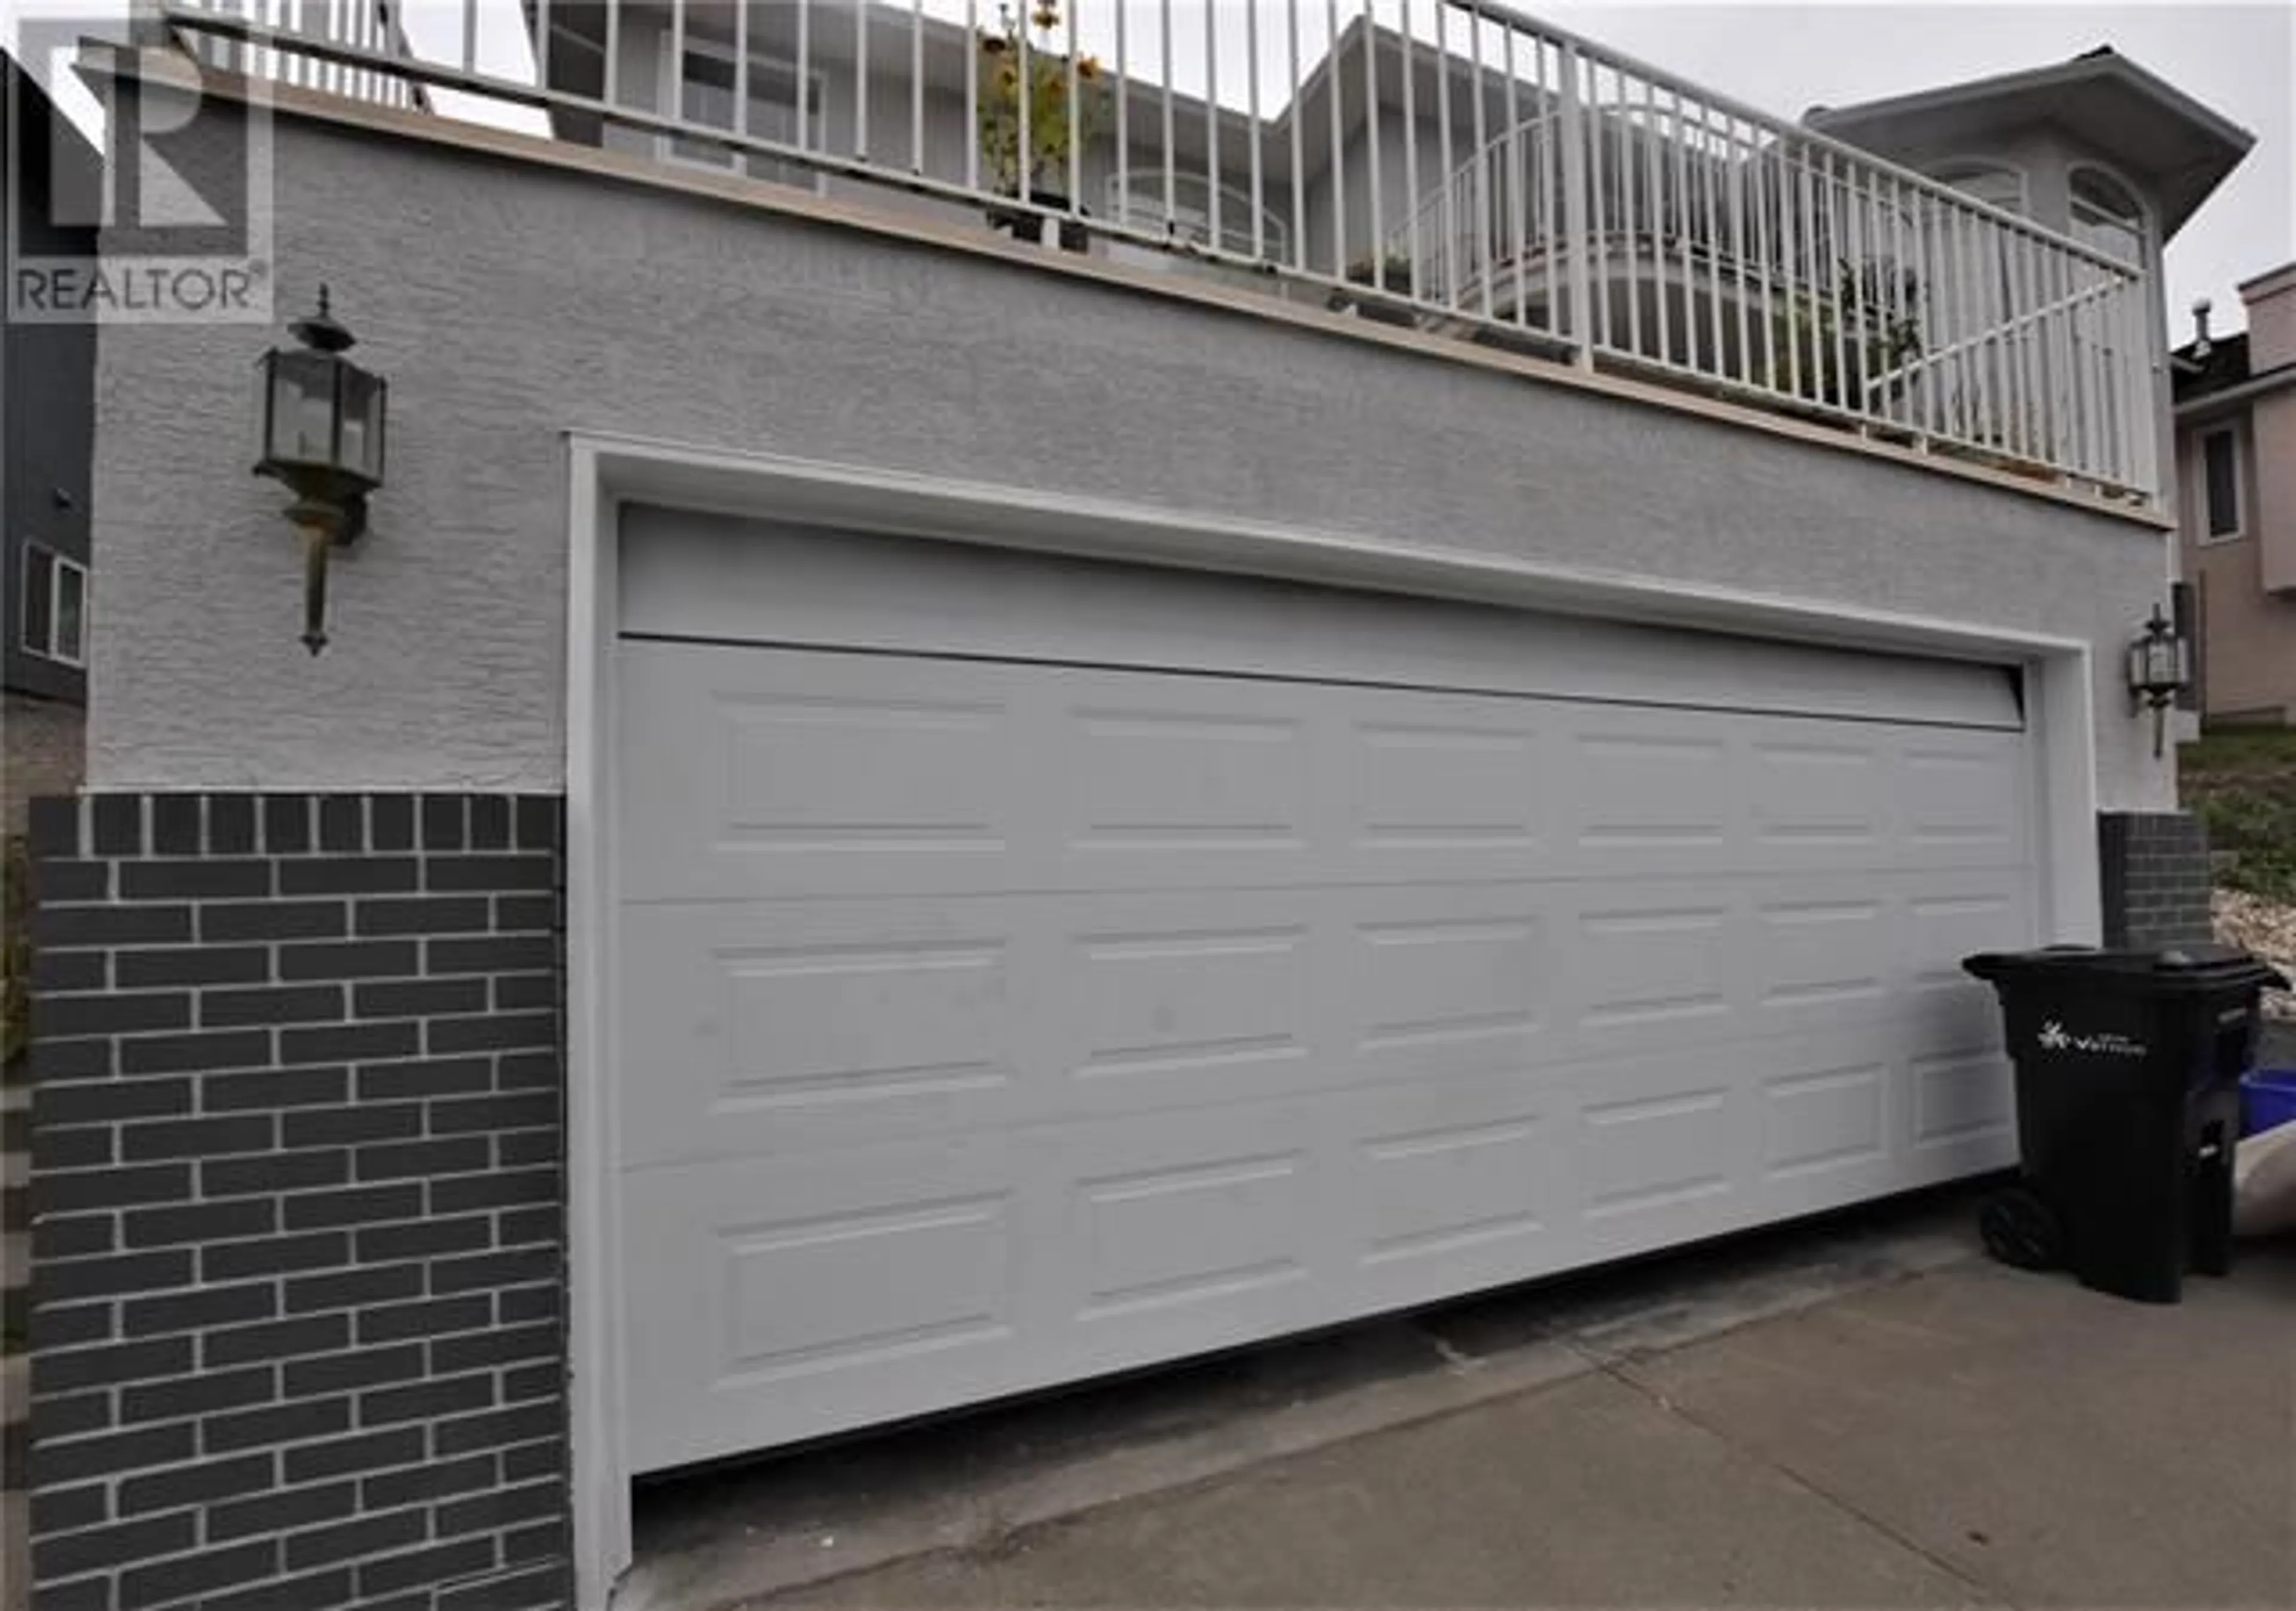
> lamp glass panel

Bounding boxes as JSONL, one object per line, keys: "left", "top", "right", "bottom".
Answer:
{"left": 2143, "top": 635, "right": 2179, "bottom": 689}
{"left": 266, "top": 349, "right": 340, "bottom": 468}
{"left": 336, "top": 367, "right": 386, "bottom": 484}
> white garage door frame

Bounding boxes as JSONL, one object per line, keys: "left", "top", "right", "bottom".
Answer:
{"left": 560, "top": 431, "right": 2102, "bottom": 1609}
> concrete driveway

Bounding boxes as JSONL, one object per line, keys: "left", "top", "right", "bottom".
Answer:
{"left": 625, "top": 1192, "right": 2296, "bottom": 1611}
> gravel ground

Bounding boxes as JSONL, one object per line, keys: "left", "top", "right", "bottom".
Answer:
{"left": 2215, "top": 890, "right": 2296, "bottom": 1022}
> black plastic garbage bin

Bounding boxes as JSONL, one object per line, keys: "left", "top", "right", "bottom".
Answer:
{"left": 1962, "top": 944, "right": 2287, "bottom": 1304}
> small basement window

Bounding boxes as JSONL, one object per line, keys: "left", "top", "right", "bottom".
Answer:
{"left": 20, "top": 542, "right": 88, "bottom": 666}
{"left": 2201, "top": 428, "right": 2242, "bottom": 542}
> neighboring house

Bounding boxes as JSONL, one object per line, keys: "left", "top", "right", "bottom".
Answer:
{"left": 14, "top": 6, "right": 2252, "bottom": 1611}
{"left": 2171, "top": 263, "right": 2296, "bottom": 727}
{"left": 0, "top": 64, "right": 97, "bottom": 833}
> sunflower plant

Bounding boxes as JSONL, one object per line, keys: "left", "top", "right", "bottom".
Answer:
{"left": 978, "top": 1, "right": 1104, "bottom": 198}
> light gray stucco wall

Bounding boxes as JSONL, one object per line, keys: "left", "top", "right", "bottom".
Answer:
{"left": 86, "top": 100, "right": 2174, "bottom": 809}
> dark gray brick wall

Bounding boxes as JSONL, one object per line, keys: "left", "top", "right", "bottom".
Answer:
{"left": 2097, "top": 811, "right": 2215, "bottom": 951}
{"left": 23, "top": 794, "right": 569, "bottom": 1611}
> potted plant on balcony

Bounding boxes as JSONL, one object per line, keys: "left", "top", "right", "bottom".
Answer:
{"left": 979, "top": 1, "right": 1104, "bottom": 252}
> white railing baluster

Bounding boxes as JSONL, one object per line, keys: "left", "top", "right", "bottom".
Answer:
{"left": 1752, "top": 131, "right": 1776, "bottom": 393}
{"left": 1361, "top": 0, "right": 1382, "bottom": 289}
{"left": 1672, "top": 86, "right": 1694, "bottom": 371}
{"left": 1205, "top": 0, "right": 1221, "bottom": 258}
{"left": 1112, "top": 0, "right": 1127, "bottom": 228}
{"left": 1729, "top": 118, "right": 1751, "bottom": 388}
{"left": 1399, "top": 0, "right": 1419, "bottom": 300}
{"left": 2056, "top": 256, "right": 2078, "bottom": 475}
{"left": 2042, "top": 237, "right": 2067, "bottom": 469}
{"left": 1619, "top": 71, "right": 1642, "bottom": 357}
{"left": 2064, "top": 256, "right": 2089, "bottom": 477}
{"left": 1326, "top": 0, "right": 1344, "bottom": 278}
{"left": 855, "top": 0, "right": 869, "bottom": 161}
{"left": 1247, "top": 0, "right": 1263, "bottom": 261}
{"left": 1288, "top": 0, "right": 1305, "bottom": 273}
{"left": 1534, "top": 36, "right": 1557, "bottom": 332}
{"left": 1846, "top": 149, "right": 1873, "bottom": 423}
{"left": 668, "top": 0, "right": 685, "bottom": 137}
{"left": 916, "top": 0, "right": 929, "bottom": 176}
{"left": 1701, "top": 99, "right": 1723, "bottom": 381}
{"left": 1558, "top": 41, "right": 1591, "bottom": 362}
{"left": 1434, "top": 0, "right": 1455, "bottom": 308}
{"left": 1469, "top": 11, "right": 1489, "bottom": 318}
{"left": 797, "top": 0, "right": 812, "bottom": 156}
{"left": 1883, "top": 171, "right": 1907, "bottom": 434}
{"left": 2002, "top": 222, "right": 2027, "bottom": 460}
{"left": 2124, "top": 280, "right": 2145, "bottom": 488}
{"left": 1013, "top": 0, "right": 1027, "bottom": 203}
{"left": 2112, "top": 277, "right": 2130, "bottom": 486}
{"left": 1641, "top": 75, "right": 1666, "bottom": 363}
{"left": 1503, "top": 23, "right": 1526, "bottom": 329}
{"left": 1065, "top": 0, "right": 1079, "bottom": 215}
{"left": 1781, "top": 145, "right": 1800, "bottom": 404}
{"left": 2127, "top": 282, "right": 2144, "bottom": 488}
{"left": 603, "top": 0, "right": 618, "bottom": 107}
{"left": 1589, "top": 62, "right": 1611, "bottom": 350}
{"left": 1161, "top": 0, "right": 1175, "bottom": 231}
{"left": 2071, "top": 260, "right": 2097, "bottom": 478}
{"left": 1994, "top": 219, "right": 2025, "bottom": 462}
{"left": 966, "top": 0, "right": 979, "bottom": 191}
{"left": 2034, "top": 237, "right": 2059, "bottom": 469}
{"left": 735, "top": 0, "right": 750, "bottom": 167}
{"left": 2103, "top": 276, "right": 2126, "bottom": 485}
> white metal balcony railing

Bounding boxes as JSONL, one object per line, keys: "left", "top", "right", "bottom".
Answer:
{"left": 159, "top": 0, "right": 2161, "bottom": 500}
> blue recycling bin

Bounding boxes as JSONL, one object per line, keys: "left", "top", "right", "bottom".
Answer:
{"left": 2242, "top": 1068, "right": 2296, "bottom": 1136}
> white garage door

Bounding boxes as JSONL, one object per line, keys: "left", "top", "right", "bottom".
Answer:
{"left": 613, "top": 510, "right": 2037, "bottom": 1473}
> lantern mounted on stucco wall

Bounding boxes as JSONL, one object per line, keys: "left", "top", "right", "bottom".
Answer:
{"left": 2125, "top": 605, "right": 2193, "bottom": 759}
{"left": 254, "top": 287, "right": 387, "bottom": 654}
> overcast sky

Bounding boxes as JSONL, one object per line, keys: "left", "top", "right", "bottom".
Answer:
{"left": 1543, "top": 2, "right": 2294, "bottom": 336}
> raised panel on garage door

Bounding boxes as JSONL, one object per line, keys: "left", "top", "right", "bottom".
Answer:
{"left": 613, "top": 523, "right": 2041, "bottom": 1473}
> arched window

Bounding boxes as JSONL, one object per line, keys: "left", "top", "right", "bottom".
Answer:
{"left": 2069, "top": 167, "right": 2146, "bottom": 265}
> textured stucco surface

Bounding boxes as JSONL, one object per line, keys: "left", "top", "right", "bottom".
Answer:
{"left": 87, "top": 105, "right": 2175, "bottom": 808}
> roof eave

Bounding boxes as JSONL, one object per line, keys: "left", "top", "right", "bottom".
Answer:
{"left": 1807, "top": 53, "right": 2254, "bottom": 158}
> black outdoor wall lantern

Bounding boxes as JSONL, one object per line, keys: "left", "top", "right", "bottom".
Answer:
{"left": 2126, "top": 605, "right": 2192, "bottom": 759}
{"left": 254, "top": 287, "right": 387, "bottom": 654}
